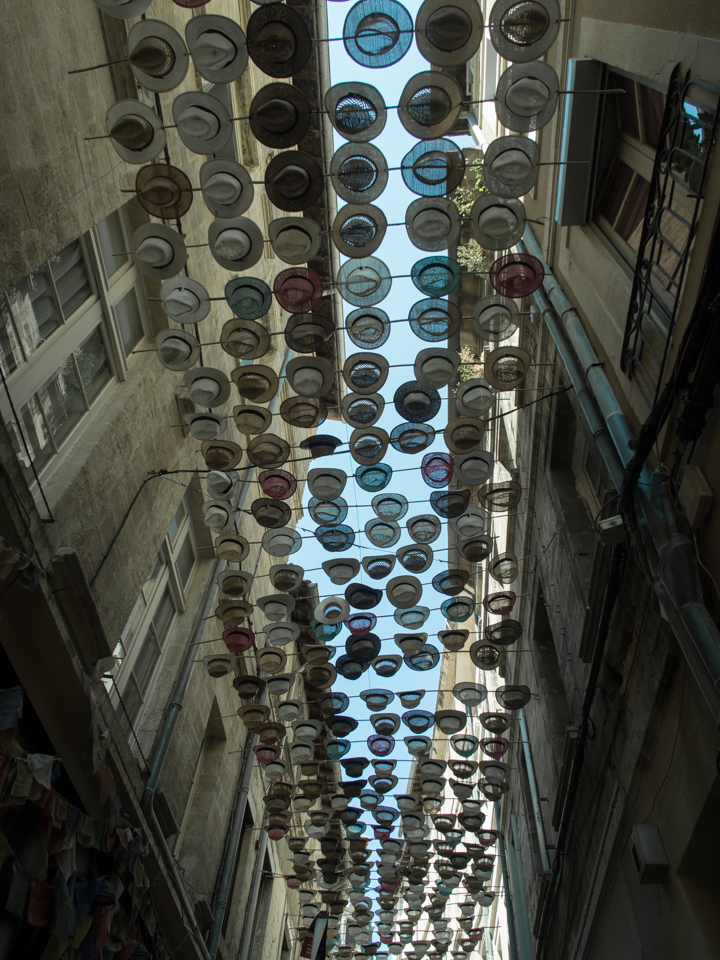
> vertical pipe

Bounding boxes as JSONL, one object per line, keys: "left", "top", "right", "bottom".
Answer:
{"left": 506, "top": 814, "right": 535, "bottom": 960}
{"left": 493, "top": 811, "right": 519, "bottom": 960}
{"left": 518, "top": 711, "right": 551, "bottom": 878}
{"left": 238, "top": 829, "right": 269, "bottom": 960}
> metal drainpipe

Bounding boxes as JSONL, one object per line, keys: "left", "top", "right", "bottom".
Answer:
{"left": 237, "top": 828, "right": 270, "bottom": 960}
{"left": 493, "top": 804, "right": 518, "bottom": 960}
{"left": 517, "top": 710, "right": 551, "bottom": 879}
{"left": 506, "top": 814, "right": 534, "bottom": 960}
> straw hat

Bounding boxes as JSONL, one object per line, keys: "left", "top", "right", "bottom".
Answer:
{"left": 398, "top": 72, "right": 464, "bottom": 140}
{"left": 172, "top": 91, "right": 233, "bottom": 155}
{"left": 206, "top": 469, "right": 240, "bottom": 501}
{"left": 495, "top": 62, "right": 559, "bottom": 133}
{"left": 457, "top": 535, "right": 494, "bottom": 563}
{"left": 449, "top": 507, "right": 489, "bottom": 538}
{"left": 260, "top": 470, "right": 297, "bottom": 501}
{"left": 215, "top": 534, "right": 249, "bottom": 563}
{"left": 453, "top": 451, "right": 495, "bottom": 486}
{"left": 401, "top": 138, "right": 465, "bottom": 197}
{"left": 106, "top": 100, "right": 165, "bottom": 165}
{"left": 406, "top": 197, "right": 460, "bottom": 251}
{"left": 471, "top": 295, "right": 519, "bottom": 343}
{"left": 201, "top": 440, "right": 243, "bottom": 471}
{"left": 315, "top": 596, "right": 351, "bottom": 625}
{"left": 430, "top": 489, "right": 470, "bottom": 518}
{"left": 135, "top": 163, "right": 193, "bottom": 219}
{"left": 184, "top": 413, "right": 225, "bottom": 441}
{"left": 226, "top": 277, "right": 272, "bottom": 320}
{"left": 406, "top": 514, "right": 442, "bottom": 544}
{"left": 269, "top": 563, "right": 304, "bottom": 592}
{"left": 343, "top": 353, "right": 389, "bottom": 396}
{"left": 455, "top": 378, "right": 496, "bottom": 417}
{"left": 232, "top": 406, "right": 273, "bottom": 436}
{"left": 393, "top": 380, "right": 441, "bottom": 423}
{"left": 483, "top": 135, "right": 539, "bottom": 199}
{"left": 414, "top": 348, "right": 460, "bottom": 389}
{"left": 131, "top": 224, "right": 187, "bottom": 280}
{"left": 365, "top": 517, "right": 400, "bottom": 548}
{"left": 308, "top": 468, "right": 347, "bottom": 500}
{"left": 286, "top": 356, "right": 336, "bottom": 398}
{"left": 342, "top": 393, "right": 385, "bottom": 428}
{"left": 415, "top": 0, "right": 483, "bottom": 66}
{"left": 409, "top": 297, "right": 462, "bottom": 342}
{"left": 184, "top": 367, "right": 231, "bottom": 408}
{"left": 203, "top": 500, "right": 235, "bottom": 533}
{"left": 263, "top": 621, "right": 301, "bottom": 646}
{"left": 208, "top": 216, "right": 264, "bottom": 271}
{"left": 337, "top": 257, "right": 392, "bottom": 307}
{"left": 215, "top": 598, "right": 253, "bottom": 626}
{"left": 362, "top": 555, "right": 396, "bottom": 580}
{"left": 322, "top": 558, "right": 360, "bottom": 585}
{"left": 261, "top": 527, "right": 302, "bottom": 557}
{"left": 396, "top": 544, "right": 433, "bottom": 574}
{"left": 160, "top": 278, "right": 210, "bottom": 325}
{"left": 200, "top": 160, "right": 254, "bottom": 219}
{"left": 343, "top": 0, "right": 413, "bottom": 69}
{"left": 232, "top": 364, "right": 279, "bottom": 403}
{"left": 483, "top": 346, "right": 532, "bottom": 390}
{"left": 479, "top": 480, "right": 523, "bottom": 512}
{"left": 265, "top": 152, "right": 324, "bottom": 212}
{"left": 389, "top": 422, "right": 435, "bottom": 455}
{"left": 333, "top": 204, "right": 387, "bottom": 259}
{"left": 325, "top": 81, "right": 387, "bottom": 142}
{"left": 250, "top": 82, "right": 311, "bottom": 148}
{"left": 247, "top": 434, "right": 290, "bottom": 469}
{"left": 256, "top": 646, "right": 289, "bottom": 675}
{"left": 218, "top": 570, "right": 254, "bottom": 598}
{"left": 220, "top": 318, "right": 270, "bottom": 360}
{"left": 387, "top": 576, "right": 423, "bottom": 609}
{"left": 185, "top": 15, "right": 248, "bottom": 84}
{"left": 246, "top": 2, "right": 312, "bottom": 77}
{"left": 411, "top": 255, "right": 461, "bottom": 298}
{"left": 300, "top": 435, "right": 343, "bottom": 459}
{"left": 274, "top": 267, "right": 324, "bottom": 313}
{"left": 488, "top": 0, "right": 560, "bottom": 63}
{"left": 331, "top": 143, "right": 389, "bottom": 204}
{"left": 92, "top": 0, "right": 151, "bottom": 19}
{"left": 127, "top": 20, "right": 188, "bottom": 92}
{"left": 350, "top": 427, "right": 389, "bottom": 466}
{"left": 156, "top": 329, "right": 199, "bottom": 371}
{"left": 470, "top": 196, "right": 526, "bottom": 251}
{"left": 269, "top": 218, "right": 322, "bottom": 265}
{"left": 345, "top": 582, "right": 383, "bottom": 610}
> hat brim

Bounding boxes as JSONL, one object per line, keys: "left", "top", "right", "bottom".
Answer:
{"left": 209, "top": 216, "right": 264, "bottom": 271}
{"left": 200, "top": 159, "right": 254, "bottom": 219}
{"left": 350, "top": 427, "right": 389, "bottom": 466}
{"left": 325, "top": 81, "right": 387, "bottom": 143}
{"left": 401, "top": 138, "right": 465, "bottom": 197}
{"left": 250, "top": 82, "right": 312, "bottom": 148}
{"left": 343, "top": 352, "right": 390, "bottom": 396}
{"left": 286, "top": 356, "right": 336, "bottom": 398}
{"left": 414, "top": 347, "right": 460, "bottom": 388}
{"left": 341, "top": 392, "right": 385, "bottom": 428}
{"left": 247, "top": 2, "right": 311, "bottom": 78}
{"left": 471, "top": 294, "right": 519, "bottom": 342}
{"left": 333, "top": 203, "right": 388, "bottom": 259}
{"left": 128, "top": 20, "right": 188, "bottom": 92}
{"left": 489, "top": 0, "right": 560, "bottom": 63}
{"left": 415, "top": 0, "right": 484, "bottom": 67}
{"left": 337, "top": 256, "right": 392, "bottom": 307}
{"left": 331, "top": 142, "right": 389, "bottom": 204}
{"left": 483, "top": 346, "right": 532, "bottom": 391}
{"left": 185, "top": 14, "right": 248, "bottom": 84}
{"left": 398, "top": 71, "right": 463, "bottom": 140}
{"left": 135, "top": 163, "right": 193, "bottom": 220}
{"left": 132, "top": 223, "right": 187, "bottom": 280}
{"left": 265, "top": 151, "right": 324, "bottom": 213}
{"left": 172, "top": 91, "right": 233, "bottom": 156}
{"left": 92, "top": 0, "right": 151, "bottom": 19}
{"left": 269, "top": 217, "right": 322, "bottom": 265}
{"left": 201, "top": 441, "right": 243, "bottom": 471}
{"left": 220, "top": 318, "right": 271, "bottom": 361}
{"left": 231, "top": 364, "right": 279, "bottom": 403}
{"left": 156, "top": 329, "right": 200, "bottom": 371}
{"left": 495, "top": 62, "right": 559, "bottom": 134}
{"left": 106, "top": 100, "right": 166, "bottom": 165}
{"left": 483, "top": 135, "right": 539, "bottom": 199}
{"left": 184, "top": 366, "right": 232, "bottom": 408}
{"left": 405, "top": 197, "right": 461, "bottom": 252}
{"left": 160, "top": 277, "right": 211, "bottom": 325}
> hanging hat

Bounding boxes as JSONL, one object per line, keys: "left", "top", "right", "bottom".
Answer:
{"left": 203, "top": 500, "right": 235, "bottom": 533}
{"left": 343, "top": 0, "right": 413, "bottom": 68}
{"left": 387, "top": 576, "right": 423, "bottom": 609}
{"left": 284, "top": 312, "right": 334, "bottom": 355}
{"left": 274, "top": 268, "right": 324, "bottom": 313}
{"left": 247, "top": 434, "right": 290, "bottom": 468}
{"left": 372, "top": 493, "right": 408, "bottom": 522}
{"left": 396, "top": 544, "right": 433, "bottom": 574}
{"left": 172, "top": 91, "right": 232, "bottom": 155}
{"left": 398, "top": 72, "right": 464, "bottom": 140}
{"left": 331, "top": 143, "right": 388, "bottom": 204}
{"left": 346, "top": 633, "right": 382, "bottom": 664}
{"left": 404, "top": 643, "right": 440, "bottom": 672}
{"left": 232, "top": 364, "right": 278, "bottom": 403}
{"left": 409, "top": 297, "right": 462, "bottom": 342}
{"left": 350, "top": 427, "right": 389, "bottom": 466}
{"left": 362, "top": 555, "right": 396, "bottom": 580}
{"left": 215, "top": 598, "right": 253, "bottom": 626}
{"left": 472, "top": 295, "right": 519, "bottom": 343}
{"left": 326, "top": 81, "right": 387, "bottom": 142}
{"left": 260, "top": 469, "right": 297, "bottom": 501}
{"left": 415, "top": 0, "right": 483, "bottom": 66}
{"left": 218, "top": 570, "right": 254, "bottom": 598}
{"left": 411, "top": 256, "right": 461, "bottom": 299}
{"left": 342, "top": 393, "right": 385, "bottom": 428}
{"left": 356, "top": 462, "right": 393, "bottom": 492}
{"left": 126, "top": 20, "right": 188, "bottom": 92}
{"left": 323, "top": 557, "right": 360, "bottom": 585}
{"left": 251, "top": 498, "right": 292, "bottom": 527}
{"left": 343, "top": 353, "right": 390, "bottom": 396}
{"left": 131, "top": 224, "right": 187, "bottom": 280}
{"left": 450, "top": 507, "right": 489, "bottom": 538}
{"left": 443, "top": 417, "right": 484, "bottom": 456}
{"left": 402, "top": 710, "right": 433, "bottom": 733}
{"left": 333, "top": 204, "right": 388, "bottom": 259}
{"left": 160, "top": 278, "right": 210, "bottom": 325}
{"left": 337, "top": 257, "right": 392, "bottom": 307}
{"left": 406, "top": 198, "right": 460, "bottom": 252}
{"left": 186, "top": 15, "right": 248, "bottom": 84}
{"left": 346, "top": 582, "right": 383, "bottom": 610}
{"left": 249, "top": 82, "right": 311, "bottom": 148}
{"left": 257, "top": 646, "right": 289, "bottom": 675}
{"left": 308, "top": 468, "right": 347, "bottom": 500}
{"left": 247, "top": 2, "right": 311, "bottom": 77}
{"left": 309, "top": 494, "right": 349, "bottom": 526}
{"left": 344, "top": 308, "right": 391, "bottom": 352}
{"left": 315, "top": 596, "right": 351, "bottom": 625}
{"left": 421, "top": 451, "right": 453, "bottom": 487}
{"left": 221, "top": 318, "right": 270, "bottom": 360}
{"left": 203, "top": 653, "right": 236, "bottom": 678}
{"left": 156, "top": 329, "right": 200, "bottom": 371}
{"left": 454, "top": 451, "right": 494, "bottom": 486}
{"left": 208, "top": 216, "right": 264, "bottom": 272}
{"left": 455, "top": 378, "right": 495, "bottom": 417}
{"left": 226, "top": 277, "right": 272, "bottom": 321}
{"left": 286, "top": 356, "right": 335, "bottom": 398}
{"left": 265, "top": 152, "right": 324, "bottom": 212}
{"left": 483, "top": 345, "right": 532, "bottom": 390}
{"left": 199, "top": 159, "right": 254, "bottom": 219}
{"left": 441, "top": 595, "right": 475, "bottom": 622}
{"left": 483, "top": 135, "right": 539, "bottom": 199}
{"left": 269, "top": 563, "right": 304, "bottom": 592}
{"left": 261, "top": 526, "right": 302, "bottom": 557}
{"left": 184, "top": 413, "right": 226, "bottom": 441}
{"left": 413, "top": 348, "right": 460, "bottom": 389}
{"left": 364, "top": 516, "right": 400, "bottom": 547}
{"left": 401, "top": 139, "right": 465, "bottom": 197}
{"left": 280, "top": 396, "right": 327, "bottom": 430}
{"left": 276, "top": 699, "right": 303, "bottom": 722}
{"left": 215, "top": 533, "right": 249, "bottom": 563}
{"left": 470, "top": 196, "right": 527, "bottom": 251}
{"left": 438, "top": 628, "right": 468, "bottom": 651}
{"left": 184, "top": 367, "right": 231, "bottom": 408}
{"left": 488, "top": 0, "right": 560, "bottom": 63}
{"left": 263, "top": 621, "right": 301, "bottom": 647}
{"left": 486, "top": 619, "right": 523, "bottom": 646}
{"left": 390, "top": 422, "right": 435, "bottom": 455}
{"left": 206, "top": 469, "right": 240, "bottom": 501}
{"left": 406, "top": 515, "right": 442, "bottom": 544}
{"left": 432, "top": 569, "right": 470, "bottom": 596}
{"left": 495, "top": 62, "right": 559, "bottom": 133}
{"left": 106, "top": 100, "right": 165, "bottom": 164}
{"left": 457, "top": 535, "right": 494, "bottom": 563}
{"left": 393, "top": 381, "right": 441, "bottom": 423}
{"left": 314, "top": 523, "right": 356, "bottom": 552}
{"left": 92, "top": 0, "right": 151, "bottom": 18}
{"left": 233, "top": 405, "right": 273, "bottom": 436}
{"left": 135, "top": 164, "right": 193, "bottom": 219}
{"left": 269, "top": 219, "right": 322, "bottom": 265}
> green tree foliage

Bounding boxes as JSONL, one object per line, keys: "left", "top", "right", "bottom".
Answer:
{"left": 450, "top": 159, "right": 492, "bottom": 276}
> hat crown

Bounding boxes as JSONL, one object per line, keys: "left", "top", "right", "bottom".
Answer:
{"left": 499, "top": 2, "right": 550, "bottom": 45}
{"left": 110, "top": 114, "right": 154, "bottom": 150}
{"left": 506, "top": 75, "right": 551, "bottom": 116}
{"left": 413, "top": 208, "right": 452, "bottom": 241}
{"left": 407, "top": 85, "right": 453, "bottom": 126}
{"left": 178, "top": 105, "right": 220, "bottom": 140}
{"left": 338, "top": 155, "right": 379, "bottom": 193}
{"left": 136, "top": 236, "right": 173, "bottom": 267}
{"left": 273, "top": 163, "right": 311, "bottom": 200}
{"left": 425, "top": 6, "right": 473, "bottom": 50}
{"left": 159, "top": 336, "right": 192, "bottom": 364}
{"left": 492, "top": 147, "right": 533, "bottom": 182}
{"left": 189, "top": 376, "right": 221, "bottom": 405}
{"left": 193, "top": 30, "right": 237, "bottom": 70}
{"left": 255, "top": 22, "right": 297, "bottom": 63}
{"left": 335, "top": 94, "right": 378, "bottom": 136}
{"left": 204, "top": 171, "right": 243, "bottom": 205}
{"left": 214, "top": 227, "right": 252, "bottom": 261}
{"left": 129, "top": 36, "right": 175, "bottom": 77}
{"left": 257, "top": 97, "right": 299, "bottom": 133}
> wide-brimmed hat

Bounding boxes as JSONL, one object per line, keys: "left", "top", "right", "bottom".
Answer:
{"left": 269, "top": 563, "right": 304, "bottom": 591}
{"left": 323, "top": 557, "right": 360, "bottom": 585}
{"left": 308, "top": 468, "right": 347, "bottom": 500}
{"left": 135, "top": 162, "right": 194, "bottom": 222}
{"left": 343, "top": 353, "right": 390, "bottom": 395}
{"left": 131, "top": 224, "right": 187, "bottom": 280}
{"left": 406, "top": 514, "right": 442, "bottom": 544}
{"left": 185, "top": 15, "right": 248, "bottom": 84}
{"left": 409, "top": 297, "right": 462, "bottom": 342}
{"left": 218, "top": 569, "right": 254, "bottom": 598}
{"left": 265, "top": 152, "right": 324, "bottom": 212}
{"left": 331, "top": 143, "right": 388, "bottom": 204}
{"left": 280, "top": 396, "right": 327, "bottom": 429}
{"left": 274, "top": 268, "right": 324, "bottom": 313}
{"left": 333, "top": 204, "right": 388, "bottom": 259}
{"left": 350, "top": 427, "right": 389, "bottom": 465}
{"left": 250, "top": 82, "right": 311, "bottom": 148}
{"left": 343, "top": 0, "right": 414, "bottom": 68}
{"left": 203, "top": 500, "right": 236, "bottom": 533}
{"left": 415, "top": 0, "right": 483, "bottom": 66}
{"left": 365, "top": 516, "right": 400, "bottom": 547}
{"left": 284, "top": 312, "right": 334, "bottom": 354}
{"left": 411, "top": 255, "right": 461, "bottom": 297}
{"left": 206, "top": 469, "right": 240, "bottom": 501}
{"left": 226, "top": 277, "right": 272, "bottom": 321}
{"left": 454, "top": 451, "right": 494, "bottom": 486}
{"left": 326, "top": 81, "right": 387, "bottom": 142}
{"left": 337, "top": 257, "right": 392, "bottom": 307}
{"left": 209, "top": 216, "right": 264, "bottom": 271}
{"left": 184, "top": 412, "right": 226, "bottom": 441}
{"left": 396, "top": 543, "right": 433, "bottom": 573}
{"left": 342, "top": 393, "right": 385, "bottom": 428}
{"left": 201, "top": 440, "right": 243, "bottom": 471}
{"left": 483, "top": 346, "right": 532, "bottom": 390}
{"left": 286, "top": 356, "right": 336, "bottom": 398}
{"left": 262, "top": 527, "right": 302, "bottom": 557}
{"left": 390, "top": 422, "right": 435, "bottom": 454}
{"left": 156, "top": 329, "right": 200, "bottom": 371}
{"left": 215, "top": 533, "right": 250, "bottom": 563}
{"left": 398, "top": 72, "right": 464, "bottom": 140}
{"left": 406, "top": 197, "right": 460, "bottom": 251}
{"left": 449, "top": 506, "right": 489, "bottom": 539}
{"left": 269, "top": 218, "right": 322, "bottom": 265}
{"left": 200, "top": 159, "right": 254, "bottom": 219}
{"left": 401, "top": 138, "right": 465, "bottom": 198}
{"left": 444, "top": 416, "right": 486, "bottom": 454}
{"left": 221, "top": 318, "right": 271, "bottom": 360}
{"left": 172, "top": 91, "right": 233, "bottom": 155}
{"left": 160, "top": 278, "right": 210, "bottom": 325}
{"left": 489, "top": 252, "right": 544, "bottom": 298}
{"left": 470, "top": 196, "right": 526, "bottom": 250}
{"left": 394, "top": 380, "right": 441, "bottom": 422}
{"left": 232, "top": 364, "right": 279, "bottom": 402}
{"left": 247, "top": 434, "right": 290, "bottom": 469}
{"left": 92, "top": 0, "right": 151, "bottom": 19}
{"left": 300, "top": 435, "right": 343, "bottom": 459}
{"left": 127, "top": 20, "right": 188, "bottom": 92}
{"left": 233, "top": 405, "right": 273, "bottom": 435}
{"left": 455, "top": 378, "right": 495, "bottom": 417}
{"left": 345, "top": 307, "right": 391, "bottom": 350}
{"left": 488, "top": 0, "right": 560, "bottom": 62}
{"left": 483, "top": 135, "right": 540, "bottom": 199}
{"left": 247, "top": 2, "right": 311, "bottom": 77}
{"left": 387, "top": 575, "right": 423, "bottom": 609}
{"left": 106, "top": 100, "right": 165, "bottom": 165}
{"left": 414, "top": 348, "right": 460, "bottom": 388}
{"left": 472, "top": 295, "right": 519, "bottom": 342}
{"left": 258, "top": 594, "right": 297, "bottom": 622}
{"left": 184, "top": 367, "right": 231, "bottom": 408}
{"left": 495, "top": 61, "right": 559, "bottom": 133}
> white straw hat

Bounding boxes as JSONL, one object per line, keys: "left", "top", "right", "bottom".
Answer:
{"left": 286, "top": 357, "right": 335, "bottom": 398}
{"left": 203, "top": 500, "right": 236, "bottom": 533}
{"left": 415, "top": 0, "right": 484, "bottom": 67}
{"left": 185, "top": 15, "right": 248, "bottom": 84}
{"left": 470, "top": 196, "right": 527, "bottom": 250}
{"left": 257, "top": 594, "right": 297, "bottom": 621}
{"left": 308, "top": 468, "right": 347, "bottom": 500}
{"left": 131, "top": 224, "right": 187, "bottom": 280}
{"left": 322, "top": 557, "right": 360, "bottom": 585}
{"left": 488, "top": 0, "right": 560, "bottom": 62}
{"left": 184, "top": 412, "right": 226, "bottom": 441}
{"left": 262, "top": 527, "right": 302, "bottom": 557}
{"left": 206, "top": 470, "right": 240, "bottom": 502}
{"left": 156, "top": 329, "right": 200, "bottom": 371}
{"left": 454, "top": 451, "right": 495, "bottom": 486}
{"left": 472, "top": 295, "right": 519, "bottom": 342}
{"left": 183, "top": 367, "right": 231, "bottom": 408}
{"left": 200, "top": 159, "right": 254, "bottom": 219}
{"left": 398, "top": 71, "right": 464, "bottom": 140}
{"left": 455, "top": 378, "right": 496, "bottom": 417}
{"left": 208, "top": 216, "right": 264, "bottom": 271}
{"left": 172, "top": 91, "right": 233, "bottom": 155}
{"left": 127, "top": 20, "right": 188, "bottom": 93}
{"left": 406, "top": 197, "right": 460, "bottom": 251}
{"left": 160, "top": 278, "right": 211, "bottom": 326}
{"left": 414, "top": 348, "right": 460, "bottom": 388}
{"left": 106, "top": 100, "right": 165, "bottom": 165}
{"left": 495, "top": 61, "right": 559, "bottom": 133}
{"left": 483, "top": 135, "right": 540, "bottom": 199}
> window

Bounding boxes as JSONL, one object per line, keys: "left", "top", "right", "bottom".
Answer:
{"left": 0, "top": 204, "right": 151, "bottom": 485}
{"left": 107, "top": 492, "right": 199, "bottom": 740}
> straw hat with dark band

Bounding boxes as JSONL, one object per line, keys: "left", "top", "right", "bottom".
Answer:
{"left": 332, "top": 204, "right": 388, "bottom": 259}
{"left": 172, "top": 91, "right": 233, "bottom": 156}
{"left": 331, "top": 142, "right": 389, "bottom": 204}
{"left": 200, "top": 159, "right": 254, "bottom": 219}
{"left": 185, "top": 14, "right": 248, "bottom": 84}
{"left": 131, "top": 223, "right": 187, "bottom": 280}
{"left": 135, "top": 164, "right": 193, "bottom": 220}
{"left": 494, "top": 61, "right": 559, "bottom": 134}
{"left": 325, "top": 81, "right": 387, "bottom": 142}
{"left": 208, "top": 216, "right": 265, "bottom": 271}
{"left": 398, "top": 71, "right": 464, "bottom": 140}
{"left": 488, "top": 0, "right": 560, "bottom": 64}
{"left": 482, "top": 135, "right": 540, "bottom": 199}
{"left": 415, "top": 0, "right": 483, "bottom": 67}
{"left": 156, "top": 329, "right": 200, "bottom": 371}
{"left": 250, "top": 82, "right": 312, "bottom": 148}
{"left": 106, "top": 100, "right": 165, "bottom": 165}
{"left": 127, "top": 20, "right": 188, "bottom": 93}
{"left": 247, "top": 2, "right": 312, "bottom": 78}
{"left": 160, "top": 278, "right": 210, "bottom": 325}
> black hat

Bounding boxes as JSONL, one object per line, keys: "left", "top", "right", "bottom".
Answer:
{"left": 250, "top": 82, "right": 312, "bottom": 148}
{"left": 265, "top": 151, "right": 324, "bottom": 212}
{"left": 247, "top": 3, "right": 312, "bottom": 78}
